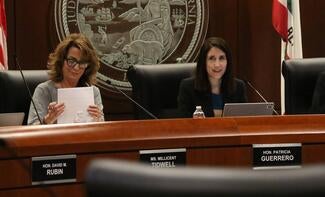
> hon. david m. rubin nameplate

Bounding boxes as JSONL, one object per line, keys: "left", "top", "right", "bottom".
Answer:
{"left": 140, "top": 148, "right": 186, "bottom": 168}
{"left": 32, "top": 154, "right": 76, "bottom": 185}
{"left": 253, "top": 143, "right": 301, "bottom": 170}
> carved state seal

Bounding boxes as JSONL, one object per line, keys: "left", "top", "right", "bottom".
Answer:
{"left": 54, "top": 0, "right": 208, "bottom": 91}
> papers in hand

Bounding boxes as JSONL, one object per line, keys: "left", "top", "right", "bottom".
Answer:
{"left": 57, "top": 87, "right": 94, "bottom": 124}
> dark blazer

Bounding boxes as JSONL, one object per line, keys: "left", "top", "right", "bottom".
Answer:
{"left": 310, "top": 71, "right": 325, "bottom": 113}
{"left": 177, "top": 77, "right": 247, "bottom": 118}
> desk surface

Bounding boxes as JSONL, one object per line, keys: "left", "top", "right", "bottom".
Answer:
{"left": 1, "top": 115, "right": 325, "bottom": 196}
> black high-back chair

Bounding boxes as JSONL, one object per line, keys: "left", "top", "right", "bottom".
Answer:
{"left": 86, "top": 159, "right": 325, "bottom": 197}
{"left": 0, "top": 70, "right": 48, "bottom": 124}
{"left": 282, "top": 58, "right": 325, "bottom": 114}
{"left": 127, "top": 63, "right": 196, "bottom": 119}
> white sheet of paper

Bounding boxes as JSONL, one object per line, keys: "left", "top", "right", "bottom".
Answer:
{"left": 57, "top": 87, "right": 94, "bottom": 124}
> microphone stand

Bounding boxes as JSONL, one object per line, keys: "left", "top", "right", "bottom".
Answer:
{"left": 106, "top": 80, "right": 158, "bottom": 119}
{"left": 16, "top": 57, "right": 43, "bottom": 124}
{"left": 246, "top": 80, "right": 280, "bottom": 115}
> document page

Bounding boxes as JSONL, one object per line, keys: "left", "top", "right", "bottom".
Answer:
{"left": 57, "top": 87, "right": 94, "bottom": 124}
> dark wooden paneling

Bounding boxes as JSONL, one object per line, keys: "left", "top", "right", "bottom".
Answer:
{"left": 237, "top": 0, "right": 281, "bottom": 111}
{"left": 300, "top": 0, "right": 325, "bottom": 58}
{"left": 14, "top": 0, "right": 53, "bottom": 69}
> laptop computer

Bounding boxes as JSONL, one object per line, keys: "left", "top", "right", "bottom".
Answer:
{"left": 0, "top": 112, "right": 25, "bottom": 126}
{"left": 222, "top": 102, "right": 274, "bottom": 117}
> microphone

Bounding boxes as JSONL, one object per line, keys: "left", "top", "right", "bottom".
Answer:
{"left": 245, "top": 80, "right": 280, "bottom": 115}
{"left": 106, "top": 79, "right": 158, "bottom": 119}
{"left": 15, "top": 57, "right": 43, "bottom": 124}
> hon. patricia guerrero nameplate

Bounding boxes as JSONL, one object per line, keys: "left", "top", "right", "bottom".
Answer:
{"left": 253, "top": 143, "right": 301, "bottom": 169}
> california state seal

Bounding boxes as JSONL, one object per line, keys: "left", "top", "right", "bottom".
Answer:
{"left": 54, "top": 0, "right": 208, "bottom": 91}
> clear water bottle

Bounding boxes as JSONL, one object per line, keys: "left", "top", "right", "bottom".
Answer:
{"left": 193, "top": 106, "right": 205, "bottom": 118}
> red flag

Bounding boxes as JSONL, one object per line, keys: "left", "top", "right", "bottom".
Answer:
{"left": 272, "top": 0, "right": 302, "bottom": 60}
{"left": 0, "top": 0, "right": 7, "bottom": 70}
{"left": 272, "top": 0, "right": 288, "bottom": 42}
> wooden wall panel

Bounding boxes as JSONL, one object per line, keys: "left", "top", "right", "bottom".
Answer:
{"left": 14, "top": 0, "right": 53, "bottom": 69}
{"left": 237, "top": 0, "right": 281, "bottom": 110}
{"left": 300, "top": 0, "right": 325, "bottom": 58}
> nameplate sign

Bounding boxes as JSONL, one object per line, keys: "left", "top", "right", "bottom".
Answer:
{"left": 253, "top": 143, "right": 301, "bottom": 170}
{"left": 32, "top": 154, "right": 76, "bottom": 185}
{"left": 140, "top": 148, "right": 186, "bottom": 168}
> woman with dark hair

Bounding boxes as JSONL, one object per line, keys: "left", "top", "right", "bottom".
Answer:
{"left": 177, "top": 37, "right": 247, "bottom": 118}
{"left": 28, "top": 33, "right": 104, "bottom": 124}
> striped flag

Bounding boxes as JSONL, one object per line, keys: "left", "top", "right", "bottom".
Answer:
{"left": 272, "top": 0, "right": 303, "bottom": 114}
{"left": 272, "top": 0, "right": 303, "bottom": 60}
{"left": 0, "top": 0, "right": 7, "bottom": 70}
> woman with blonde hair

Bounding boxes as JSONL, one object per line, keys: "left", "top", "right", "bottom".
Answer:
{"left": 28, "top": 33, "right": 104, "bottom": 124}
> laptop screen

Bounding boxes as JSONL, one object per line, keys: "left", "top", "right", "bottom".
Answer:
{"left": 222, "top": 102, "right": 274, "bottom": 117}
{"left": 0, "top": 112, "right": 25, "bottom": 126}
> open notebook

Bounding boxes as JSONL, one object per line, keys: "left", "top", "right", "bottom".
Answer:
{"left": 222, "top": 102, "right": 274, "bottom": 117}
{"left": 0, "top": 112, "right": 25, "bottom": 126}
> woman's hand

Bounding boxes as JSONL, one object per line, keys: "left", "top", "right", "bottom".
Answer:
{"left": 87, "top": 105, "right": 103, "bottom": 122}
{"left": 44, "top": 102, "right": 65, "bottom": 124}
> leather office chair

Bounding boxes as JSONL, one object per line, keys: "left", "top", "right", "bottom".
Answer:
{"left": 0, "top": 70, "right": 48, "bottom": 125}
{"left": 282, "top": 58, "right": 325, "bottom": 114}
{"left": 86, "top": 159, "right": 325, "bottom": 197}
{"left": 127, "top": 63, "right": 196, "bottom": 119}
